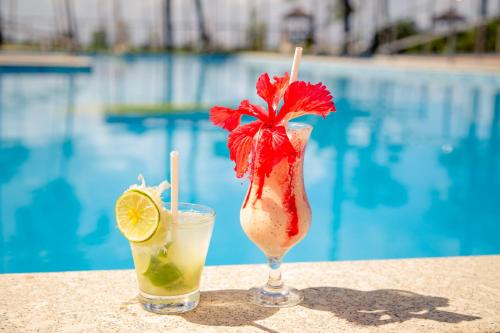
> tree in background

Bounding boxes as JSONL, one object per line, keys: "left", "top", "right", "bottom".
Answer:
{"left": 369, "top": 19, "right": 419, "bottom": 54}
{"left": 247, "top": 8, "right": 267, "bottom": 51}
{"left": 475, "top": 0, "right": 488, "bottom": 53}
{"left": 112, "top": 0, "right": 129, "bottom": 53}
{"left": 194, "top": 0, "right": 211, "bottom": 50}
{"left": 327, "top": 0, "right": 354, "bottom": 55}
{"left": 63, "top": 0, "right": 78, "bottom": 51}
{"left": 90, "top": 29, "right": 108, "bottom": 51}
{"left": 163, "top": 0, "right": 173, "bottom": 50}
{"left": 0, "top": 2, "right": 3, "bottom": 48}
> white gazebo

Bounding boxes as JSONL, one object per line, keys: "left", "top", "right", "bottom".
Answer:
{"left": 280, "top": 7, "right": 314, "bottom": 53}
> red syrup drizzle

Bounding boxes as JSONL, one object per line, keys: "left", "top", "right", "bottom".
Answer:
{"left": 242, "top": 182, "right": 252, "bottom": 208}
{"left": 242, "top": 135, "right": 300, "bottom": 240}
{"left": 242, "top": 163, "right": 299, "bottom": 240}
{"left": 242, "top": 139, "right": 258, "bottom": 208}
{"left": 284, "top": 162, "right": 299, "bottom": 238}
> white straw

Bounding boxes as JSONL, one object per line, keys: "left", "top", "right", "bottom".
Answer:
{"left": 289, "top": 47, "right": 303, "bottom": 84}
{"left": 170, "top": 151, "right": 179, "bottom": 222}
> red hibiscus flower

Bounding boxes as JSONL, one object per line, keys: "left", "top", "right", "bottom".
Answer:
{"left": 210, "top": 72, "right": 335, "bottom": 180}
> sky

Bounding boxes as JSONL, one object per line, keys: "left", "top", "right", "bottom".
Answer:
{"left": 2, "top": 0, "right": 499, "bottom": 50}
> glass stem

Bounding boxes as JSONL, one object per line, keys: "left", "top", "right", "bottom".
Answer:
{"left": 265, "top": 256, "right": 284, "bottom": 291}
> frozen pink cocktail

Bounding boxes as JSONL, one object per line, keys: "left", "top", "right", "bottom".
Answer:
{"left": 210, "top": 71, "right": 335, "bottom": 307}
{"left": 241, "top": 123, "right": 312, "bottom": 258}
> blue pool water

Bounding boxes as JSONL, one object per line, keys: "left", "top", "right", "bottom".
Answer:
{"left": 1, "top": 54, "right": 499, "bottom": 273}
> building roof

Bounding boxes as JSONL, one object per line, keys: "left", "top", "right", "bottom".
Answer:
{"left": 432, "top": 8, "right": 466, "bottom": 23}
{"left": 284, "top": 7, "right": 313, "bottom": 19}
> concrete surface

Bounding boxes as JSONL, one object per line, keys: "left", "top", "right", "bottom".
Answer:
{"left": 1, "top": 256, "right": 499, "bottom": 332}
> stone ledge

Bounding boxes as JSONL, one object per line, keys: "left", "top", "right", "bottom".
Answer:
{"left": 1, "top": 255, "right": 499, "bottom": 332}
{"left": 0, "top": 52, "right": 92, "bottom": 69}
{"left": 240, "top": 52, "right": 500, "bottom": 74}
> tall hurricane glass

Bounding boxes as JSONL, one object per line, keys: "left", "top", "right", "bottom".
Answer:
{"left": 241, "top": 122, "right": 312, "bottom": 307}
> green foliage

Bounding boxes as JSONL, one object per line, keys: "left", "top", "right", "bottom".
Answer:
{"left": 370, "top": 19, "right": 419, "bottom": 54}
{"left": 104, "top": 103, "right": 208, "bottom": 115}
{"left": 486, "top": 18, "right": 500, "bottom": 51}
{"left": 89, "top": 29, "right": 108, "bottom": 51}
{"left": 327, "top": 0, "right": 355, "bottom": 24}
{"left": 246, "top": 9, "right": 267, "bottom": 51}
{"left": 404, "top": 17, "right": 500, "bottom": 54}
{"left": 456, "top": 29, "right": 476, "bottom": 52}
{"left": 393, "top": 20, "right": 420, "bottom": 39}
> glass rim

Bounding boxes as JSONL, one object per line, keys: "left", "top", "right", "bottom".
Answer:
{"left": 287, "top": 122, "right": 313, "bottom": 131}
{"left": 163, "top": 202, "right": 216, "bottom": 225}
{"left": 239, "top": 121, "right": 312, "bottom": 130}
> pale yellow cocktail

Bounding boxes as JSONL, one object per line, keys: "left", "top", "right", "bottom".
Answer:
{"left": 115, "top": 177, "right": 215, "bottom": 313}
{"left": 130, "top": 207, "right": 214, "bottom": 298}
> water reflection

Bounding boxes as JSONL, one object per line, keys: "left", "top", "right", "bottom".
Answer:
{"left": 164, "top": 55, "right": 174, "bottom": 103}
{"left": 0, "top": 55, "right": 499, "bottom": 273}
{"left": 424, "top": 89, "right": 500, "bottom": 256}
{"left": 12, "top": 178, "right": 87, "bottom": 272}
{"left": 1, "top": 73, "right": 108, "bottom": 272}
{"left": 351, "top": 123, "right": 408, "bottom": 209}
{"left": 82, "top": 213, "right": 111, "bottom": 246}
{"left": 0, "top": 141, "right": 29, "bottom": 184}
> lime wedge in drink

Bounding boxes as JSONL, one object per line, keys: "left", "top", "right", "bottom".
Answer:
{"left": 115, "top": 190, "right": 160, "bottom": 242}
{"left": 142, "top": 243, "right": 183, "bottom": 287}
{"left": 143, "top": 255, "right": 182, "bottom": 287}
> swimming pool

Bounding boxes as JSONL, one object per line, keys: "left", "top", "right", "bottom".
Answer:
{"left": 1, "top": 54, "right": 499, "bottom": 273}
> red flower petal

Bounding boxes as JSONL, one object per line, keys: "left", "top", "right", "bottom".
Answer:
{"left": 238, "top": 100, "right": 267, "bottom": 121}
{"left": 271, "top": 73, "right": 290, "bottom": 108}
{"left": 252, "top": 125, "right": 296, "bottom": 199}
{"left": 256, "top": 72, "right": 290, "bottom": 113}
{"left": 209, "top": 106, "right": 242, "bottom": 131}
{"left": 255, "top": 125, "right": 296, "bottom": 177}
{"left": 276, "top": 81, "right": 335, "bottom": 123}
{"left": 256, "top": 73, "right": 273, "bottom": 108}
{"left": 211, "top": 72, "right": 335, "bottom": 184}
{"left": 228, "top": 121, "right": 262, "bottom": 177}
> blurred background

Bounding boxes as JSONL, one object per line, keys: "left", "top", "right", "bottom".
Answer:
{"left": 0, "top": 1, "right": 499, "bottom": 274}
{"left": 0, "top": 0, "right": 499, "bottom": 55}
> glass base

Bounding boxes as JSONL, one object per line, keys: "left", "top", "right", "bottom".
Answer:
{"left": 139, "top": 289, "right": 200, "bottom": 314}
{"left": 249, "top": 286, "right": 303, "bottom": 308}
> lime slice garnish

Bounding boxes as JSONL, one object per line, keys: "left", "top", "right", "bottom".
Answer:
{"left": 115, "top": 190, "right": 160, "bottom": 242}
